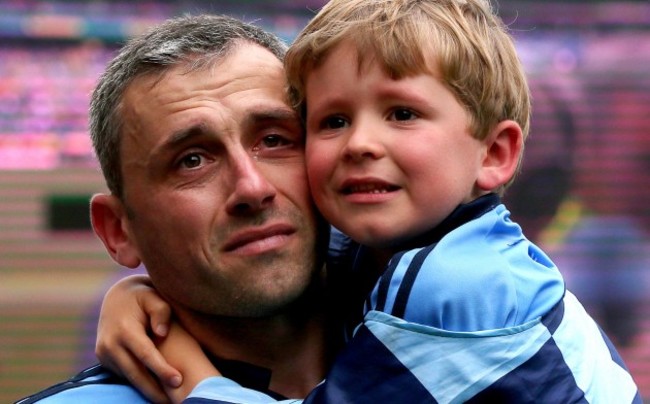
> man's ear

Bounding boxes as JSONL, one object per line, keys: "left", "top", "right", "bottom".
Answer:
{"left": 90, "top": 193, "right": 142, "bottom": 269}
{"left": 476, "top": 120, "right": 523, "bottom": 191}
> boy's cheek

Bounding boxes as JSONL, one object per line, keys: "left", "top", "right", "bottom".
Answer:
{"left": 305, "top": 144, "right": 333, "bottom": 179}
{"left": 304, "top": 158, "right": 332, "bottom": 203}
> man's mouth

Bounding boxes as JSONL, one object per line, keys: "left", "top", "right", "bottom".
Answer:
{"left": 223, "top": 224, "right": 295, "bottom": 253}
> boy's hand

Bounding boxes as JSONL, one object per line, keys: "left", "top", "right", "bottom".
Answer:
{"left": 156, "top": 321, "right": 221, "bottom": 404}
{"left": 96, "top": 274, "right": 182, "bottom": 403}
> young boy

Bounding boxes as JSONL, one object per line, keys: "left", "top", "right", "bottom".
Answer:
{"left": 97, "top": 0, "right": 640, "bottom": 402}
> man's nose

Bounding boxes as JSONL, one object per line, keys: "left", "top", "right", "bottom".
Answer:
{"left": 225, "top": 154, "right": 276, "bottom": 215}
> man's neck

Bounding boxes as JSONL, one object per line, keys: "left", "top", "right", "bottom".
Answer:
{"left": 175, "top": 292, "right": 333, "bottom": 398}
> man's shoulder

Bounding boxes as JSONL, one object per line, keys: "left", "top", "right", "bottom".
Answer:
{"left": 15, "top": 364, "right": 147, "bottom": 403}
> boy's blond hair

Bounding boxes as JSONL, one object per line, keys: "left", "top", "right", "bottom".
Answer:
{"left": 285, "top": 0, "right": 531, "bottom": 189}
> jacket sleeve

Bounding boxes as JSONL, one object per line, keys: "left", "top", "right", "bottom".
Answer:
{"left": 184, "top": 377, "right": 302, "bottom": 403}
{"left": 303, "top": 294, "right": 641, "bottom": 403}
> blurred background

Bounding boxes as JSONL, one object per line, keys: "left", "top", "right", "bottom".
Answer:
{"left": 0, "top": 0, "right": 648, "bottom": 401}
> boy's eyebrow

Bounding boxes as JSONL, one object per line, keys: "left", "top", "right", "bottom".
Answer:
{"left": 375, "top": 83, "right": 433, "bottom": 103}
{"left": 311, "top": 86, "right": 431, "bottom": 109}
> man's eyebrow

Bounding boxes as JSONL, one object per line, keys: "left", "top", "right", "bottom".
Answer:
{"left": 245, "top": 107, "right": 300, "bottom": 126}
{"left": 158, "top": 124, "right": 209, "bottom": 153}
{"left": 152, "top": 108, "right": 300, "bottom": 157}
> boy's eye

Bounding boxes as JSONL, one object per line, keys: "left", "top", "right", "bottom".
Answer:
{"left": 323, "top": 116, "right": 348, "bottom": 130}
{"left": 390, "top": 108, "right": 416, "bottom": 121}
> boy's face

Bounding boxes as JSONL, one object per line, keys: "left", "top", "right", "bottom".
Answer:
{"left": 304, "top": 41, "right": 488, "bottom": 249}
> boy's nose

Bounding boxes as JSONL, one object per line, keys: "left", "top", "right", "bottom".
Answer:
{"left": 343, "top": 119, "right": 386, "bottom": 162}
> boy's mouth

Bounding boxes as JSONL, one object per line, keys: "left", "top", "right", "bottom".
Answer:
{"left": 340, "top": 180, "right": 400, "bottom": 195}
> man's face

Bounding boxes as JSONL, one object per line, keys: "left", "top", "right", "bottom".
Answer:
{"left": 116, "top": 43, "right": 321, "bottom": 317}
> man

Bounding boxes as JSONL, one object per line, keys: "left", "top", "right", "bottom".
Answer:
{"left": 18, "top": 14, "right": 338, "bottom": 403}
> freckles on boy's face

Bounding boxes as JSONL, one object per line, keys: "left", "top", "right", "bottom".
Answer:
{"left": 303, "top": 42, "right": 485, "bottom": 248}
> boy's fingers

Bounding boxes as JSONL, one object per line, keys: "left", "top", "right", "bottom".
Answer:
{"left": 97, "top": 324, "right": 181, "bottom": 389}
{"left": 95, "top": 324, "right": 143, "bottom": 365}
{"left": 121, "top": 355, "right": 171, "bottom": 404}
{"left": 136, "top": 343, "right": 183, "bottom": 388}
{"left": 95, "top": 334, "right": 122, "bottom": 370}
{"left": 138, "top": 286, "right": 172, "bottom": 338}
{"left": 101, "top": 348, "right": 169, "bottom": 403}
{"left": 146, "top": 302, "right": 172, "bottom": 338}
{"left": 114, "top": 325, "right": 183, "bottom": 388}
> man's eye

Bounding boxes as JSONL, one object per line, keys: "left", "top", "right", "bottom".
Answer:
{"left": 261, "top": 135, "right": 288, "bottom": 148}
{"left": 252, "top": 134, "right": 297, "bottom": 154}
{"left": 180, "top": 153, "right": 203, "bottom": 169}
{"left": 391, "top": 108, "right": 416, "bottom": 121}
{"left": 323, "top": 116, "right": 348, "bottom": 130}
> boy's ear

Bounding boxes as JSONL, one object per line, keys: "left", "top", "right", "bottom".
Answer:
{"left": 90, "top": 193, "right": 142, "bottom": 269}
{"left": 476, "top": 120, "right": 523, "bottom": 191}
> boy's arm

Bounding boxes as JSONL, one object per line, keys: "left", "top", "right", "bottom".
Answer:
{"left": 184, "top": 378, "right": 302, "bottom": 404}
{"left": 96, "top": 274, "right": 182, "bottom": 402}
{"left": 158, "top": 326, "right": 304, "bottom": 404}
{"left": 154, "top": 321, "right": 221, "bottom": 403}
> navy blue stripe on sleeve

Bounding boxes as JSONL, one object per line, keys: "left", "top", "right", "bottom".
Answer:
{"left": 391, "top": 244, "right": 436, "bottom": 318}
{"left": 373, "top": 250, "right": 406, "bottom": 312}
